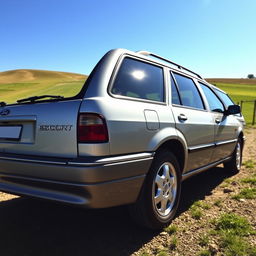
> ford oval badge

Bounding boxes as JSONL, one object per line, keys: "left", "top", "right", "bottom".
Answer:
{"left": 0, "top": 109, "right": 10, "bottom": 116}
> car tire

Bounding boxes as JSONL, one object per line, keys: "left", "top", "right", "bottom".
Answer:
{"left": 224, "top": 138, "right": 242, "bottom": 174}
{"left": 129, "top": 150, "right": 181, "bottom": 230}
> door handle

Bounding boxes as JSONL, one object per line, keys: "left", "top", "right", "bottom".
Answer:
{"left": 215, "top": 118, "right": 221, "bottom": 124}
{"left": 178, "top": 114, "right": 188, "bottom": 121}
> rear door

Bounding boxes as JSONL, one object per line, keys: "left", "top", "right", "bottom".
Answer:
{"left": 0, "top": 100, "right": 82, "bottom": 158}
{"left": 170, "top": 72, "right": 215, "bottom": 173}
{"left": 107, "top": 56, "right": 171, "bottom": 155}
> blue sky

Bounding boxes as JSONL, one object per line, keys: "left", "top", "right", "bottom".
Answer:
{"left": 0, "top": 0, "right": 255, "bottom": 78}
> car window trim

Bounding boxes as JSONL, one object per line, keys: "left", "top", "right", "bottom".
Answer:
{"left": 171, "top": 103, "right": 208, "bottom": 112}
{"left": 169, "top": 71, "right": 182, "bottom": 105}
{"left": 171, "top": 71, "right": 206, "bottom": 111}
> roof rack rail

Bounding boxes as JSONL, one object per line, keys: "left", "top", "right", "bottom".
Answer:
{"left": 136, "top": 50, "right": 202, "bottom": 79}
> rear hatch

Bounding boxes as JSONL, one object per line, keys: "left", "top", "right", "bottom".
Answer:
{"left": 0, "top": 100, "right": 82, "bottom": 158}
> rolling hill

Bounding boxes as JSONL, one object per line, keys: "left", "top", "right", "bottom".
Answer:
{"left": 0, "top": 69, "right": 86, "bottom": 83}
{"left": 206, "top": 78, "right": 256, "bottom": 85}
{"left": 0, "top": 69, "right": 87, "bottom": 103}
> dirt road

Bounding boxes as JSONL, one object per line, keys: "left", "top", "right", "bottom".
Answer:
{"left": 0, "top": 128, "right": 255, "bottom": 256}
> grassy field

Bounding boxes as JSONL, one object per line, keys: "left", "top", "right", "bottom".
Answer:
{"left": 0, "top": 69, "right": 87, "bottom": 104}
{"left": 0, "top": 70, "right": 255, "bottom": 124}
{"left": 207, "top": 79, "right": 256, "bottom": 125}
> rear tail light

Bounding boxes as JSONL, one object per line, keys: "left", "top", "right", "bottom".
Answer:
{"left": 78, "top": 113, "right": 109, "bottom": 143}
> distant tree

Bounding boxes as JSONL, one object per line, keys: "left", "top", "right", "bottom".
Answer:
{"left": 247, "top": 74, "right": 255, "bottom": 79}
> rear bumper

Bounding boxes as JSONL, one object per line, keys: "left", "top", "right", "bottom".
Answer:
{"left": 0, "top": 153, "right": 153, "bottom": 208}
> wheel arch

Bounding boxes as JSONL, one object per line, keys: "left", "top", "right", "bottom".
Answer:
{"left": 154, "top": 139, "right": 187, "bottom": 174}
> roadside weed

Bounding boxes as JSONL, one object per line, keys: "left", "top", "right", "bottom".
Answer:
{"left": 169, "top": 235, "right": 177, "bottom": 250}
{"left": 220, "top": 232, "right": 256, "bottom": 256}
{"left": 242, "top": 160, "right": 255, "bottom": 169}
{"left": 156, "top": 249, "right": 168, "bottom": 256}
{"left": 193, "top": 201, "right": 211, "bottom": 209}
{"left": 241, "top": 176, "right": 256, "bottom": 186}
{"left": 220, "top": 178, "right": 232, "bottom": 188}
{"left": 139, "top": 252, "right": 151, "bottom": 256}
{"left": 190, "top": 200, "right": 211, "bottom": 219}
{"left": 190, "top": 206, "right": 203, "bottom": 219}
{"left": 213, "top": 213, "right": 256, "bottom": 255}
{"left": 232, "top": 188, "right": 256, "bottom": 200}
{"left": 197, "top": 249, "right": 211, "bottom": 256}
{"left": 215, "top": 213, "right": 253, "bottom": 236}
{"left": 198, "top": 234, "right": 209, "bottom": 247}
{"left": 164, "top": 225, "right": 177, "bottom": 235}
{"left": 213, "top": 199, "right": 222, "bottom": 207}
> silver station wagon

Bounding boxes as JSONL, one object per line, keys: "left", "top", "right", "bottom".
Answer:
{"left": 0, "top": 49, "right": 245, "bottom": 229}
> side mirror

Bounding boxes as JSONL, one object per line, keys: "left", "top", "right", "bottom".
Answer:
{"left": 225, "top": 105, "right": 241, "bottom": 115}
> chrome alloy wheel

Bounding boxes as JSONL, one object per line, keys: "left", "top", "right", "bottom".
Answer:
{"left": 153, "top": 162, "right": 177, "bottom": 217}
{"left": 236, "top": 142, "right": 241, "bottom": 170}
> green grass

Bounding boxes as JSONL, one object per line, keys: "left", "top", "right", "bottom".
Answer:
{"left": 189, "top": 200, "right": 212, "bottom": 219}
{"left": 169, "top": 235, "right": 178, "bottom": 250}
{"left": 242, "top": 160, "right": 255, "bottom": 169}
{"left": 220, "top": 178, "right": 234, "bottom": 188}
{"left": 190, "top": 205, "right": 203, "bottom": 219}
{"left": 198, "top": 234, "right": 210, "bottom": 247}
{"left": 232, "top": 188, "right": 256, "bottom": 200}
{"left": 193, "top": 200, "right": 211, "bottom": 209}
{"left": 241, "top": 176, "right": 256, "bottom": 186}
{"left": 138, "top": 252, "right": 151, "bottom": 256}
{"left": 220, "top": 232, "right": 256, "bottom": 256}
{"left": 214, "top": 213, "right": 256, "bottom": 256}
{"left": 197, "top": 249, "right": 211, "bottom": 256}
{"left": 164, "top": 225, "right": 178, "bottom": 234}
{"left": 213, "top": 199, "right": 222, "bottom": 207}
{"left": 0, "top": 69, "right": 87, "bottom": 104}
{"left": 156, "top": 250, "right": 168, "bottom": 256}
{"left": 215, "top": 213, "right": 253, "bottom": 236}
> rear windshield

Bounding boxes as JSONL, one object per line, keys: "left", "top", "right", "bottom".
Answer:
{"left": 0, "top": 69, "right": 87, "bottom": 105}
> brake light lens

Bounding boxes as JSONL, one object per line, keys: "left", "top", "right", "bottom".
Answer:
{"left": 78, "top": 113, "right": 109, "bottom": 143}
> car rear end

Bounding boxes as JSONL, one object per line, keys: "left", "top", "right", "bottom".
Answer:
{"left": 0, "top": 49, "right": 153, "bottom": 208}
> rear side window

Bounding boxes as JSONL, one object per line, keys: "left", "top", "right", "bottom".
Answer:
{"left": 111, "top": 58, "right": 164, "bottom": 102}
{"left": 199, "top": 83, "right": 224, "bottom": 113}
{"left": 173, "top": 73, "right": 204, "bottom": 110}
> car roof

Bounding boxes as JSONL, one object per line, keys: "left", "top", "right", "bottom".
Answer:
{"left": 108, "top": 48, "right": 228, "bottom": 95}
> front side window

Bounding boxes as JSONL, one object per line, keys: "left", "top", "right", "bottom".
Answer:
{"left": 214, "top": 89, "right": 234, "bottom": 107}
{"left": 111, "top": 58, "right": 164, "bottom": 102}
{"left": 199, "top": 83, "right": 224, "bottom": 113}
{"left": 173, "top": 73, "right": 204, "bottom": 110}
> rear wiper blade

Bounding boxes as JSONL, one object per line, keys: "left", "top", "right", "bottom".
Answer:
{"left": 17, "top": 95, "right": 64, "bottom": 103}
{"left": 0, "top": 102, "right": 6, "bottom": 107}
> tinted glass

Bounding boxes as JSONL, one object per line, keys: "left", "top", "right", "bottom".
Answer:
{"left": 199, "top": 83, "right": 224, "bottom": 112}
{"left": 173, "top": 73, "right": 204, "bottom": 109}
{"left": 214, "top": 89, "right": 234, "bottom": 107}
{"left": 170, "top": 74, "right": 181, "bottom": 105}
{"left": 111, "top": 58, "right": 164, "bottom": 102}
